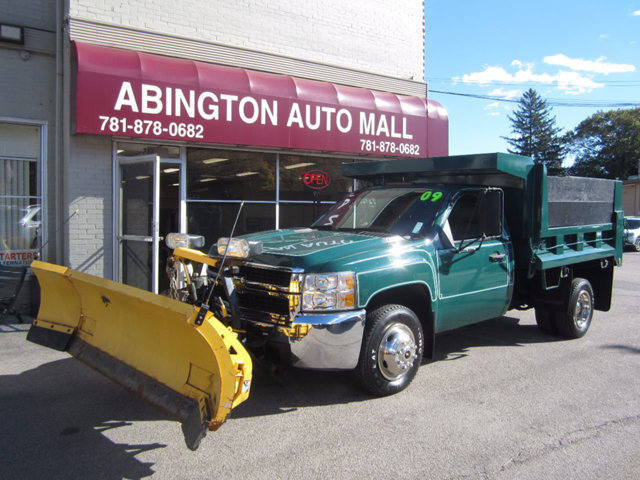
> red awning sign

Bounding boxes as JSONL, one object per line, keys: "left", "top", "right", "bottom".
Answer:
{"left": 73, "top": 42, "right": 448, "bottom": 158}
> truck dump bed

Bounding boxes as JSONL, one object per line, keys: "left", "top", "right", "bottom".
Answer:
{"left": 343, "top": 153, "right": 624, "bottom": 272}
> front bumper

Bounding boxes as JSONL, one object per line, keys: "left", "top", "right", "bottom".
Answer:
{"left": 288, "top": 310, "right": 367, "bottom": 370}
{"left": 247, "top": 309, "right": 367, "bottom": 370}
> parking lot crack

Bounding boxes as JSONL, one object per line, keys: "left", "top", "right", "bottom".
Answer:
{"left": 499, "top": 413, "right": 640, "bottom": 475}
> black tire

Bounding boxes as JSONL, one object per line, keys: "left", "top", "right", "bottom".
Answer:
{"left": 555, "top": 278, "right": 594, "bottom": 339}
{"left": 355, "top": 304, "right": 424, "bottom": 397}
{"left": 634, "top": 237, "right": 640, "bottom": 252}
{"left": 534, "top": 307, "right": 558, "bottom": 334}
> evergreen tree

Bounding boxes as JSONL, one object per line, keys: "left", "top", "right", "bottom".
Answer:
{"left": 503, "top": 88, "right": 565, "bottom": 172}
{"left": 566, "top": 108, "right": 640, "bottom": 179}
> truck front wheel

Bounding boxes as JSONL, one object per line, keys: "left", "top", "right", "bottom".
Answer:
{"left": 556, "top": 278, "right": 594, "bottom": 339}
{"left": 355, "top": 304, "right": 424, "bottom": 396}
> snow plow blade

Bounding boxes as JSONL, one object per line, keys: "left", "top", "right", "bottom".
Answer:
{"left": 26, "top": 260, "right": 251, "bottom": 450}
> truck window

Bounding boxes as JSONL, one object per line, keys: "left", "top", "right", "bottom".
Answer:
{"left": 448, "top": 193, "right": 481, "bottom": 241}
{"left": 446, "top": 190, "right": 503, "bottom": 243}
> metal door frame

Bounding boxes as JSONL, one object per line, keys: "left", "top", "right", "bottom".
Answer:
{"left": 113, "top": 149, "right": 186, "bottom": 294}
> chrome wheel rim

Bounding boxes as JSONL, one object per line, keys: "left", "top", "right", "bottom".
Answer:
{"left": 377, "top": 323, "right": 418, "bottom": 381}
{"left": 573, "top": 289, "right": 592, "bottom": 329}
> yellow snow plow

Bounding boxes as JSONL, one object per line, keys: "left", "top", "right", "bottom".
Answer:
{"left": 26, "top": 259, "right": 252, "bottom": 450}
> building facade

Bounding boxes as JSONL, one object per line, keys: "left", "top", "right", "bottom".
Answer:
{"left": 1, "top": 0, "right": 448, "bottom": 308}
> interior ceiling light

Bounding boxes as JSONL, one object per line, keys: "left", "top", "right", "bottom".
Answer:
{"left": 200, "top": 178, "right": 217, "bottom": 183}
{"left": 163, "top": 167, "right": 179, "bottom": 173}
{"left": 135, "top": 175, "right": 150, "bottom": 180}
{"left": 284, "top": 162, "right": 316, "bottom": 170}
{"left": 202, "top": 158, "right": 228, "bottom": 164}
{"left": 236, "top": 171, "right": 259, "bottom": 177}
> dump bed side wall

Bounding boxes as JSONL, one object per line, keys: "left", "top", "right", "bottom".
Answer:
{"left": 511, "top": 170, "right": 623, "bottom": 312}
{"left": 546, "top": 176, "right": 617, "bottom": 228}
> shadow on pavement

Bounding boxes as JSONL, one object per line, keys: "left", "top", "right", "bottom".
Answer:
{"left": 231, "top": 314, "right": 563, "bottom": 420}
{"left": 0, "top": 355, "right": 167, "bottom": 480}
{"left": 431, "top": 314, "right": 563, "bottom": 363}
{"left": 0, "top": 313, "right": 563, "bottom": 477}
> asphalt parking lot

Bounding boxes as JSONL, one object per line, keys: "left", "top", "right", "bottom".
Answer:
{"left": 1, "top": 253, "right": 639, "bottom": 480}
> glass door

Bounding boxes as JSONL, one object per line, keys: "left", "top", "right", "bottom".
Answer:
{"left": 116, "top": 153, "right": 186, "bottom": 294}
{"left": 117, "top": 154, "right": 159, "bottom": 292}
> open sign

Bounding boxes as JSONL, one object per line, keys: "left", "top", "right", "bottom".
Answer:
{"left": 303, "top": 169, "right": 331, "bottom": 190}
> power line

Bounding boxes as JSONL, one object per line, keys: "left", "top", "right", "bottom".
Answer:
{"left": 427, "top": 77, "right": 640, "bottom": 87}
{"left": 428, "top": 89, "right": 640, "bottom": 108}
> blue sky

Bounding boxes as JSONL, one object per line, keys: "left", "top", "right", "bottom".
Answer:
{"left": 425, "top": 1, "right": 640, "bottom": 162}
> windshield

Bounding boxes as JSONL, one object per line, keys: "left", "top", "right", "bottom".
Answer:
{"left": 312, "top": 186, "right": 448, "bottom": 238}
{"left": 626, "top": 219, "right": 640, "bottom": 229}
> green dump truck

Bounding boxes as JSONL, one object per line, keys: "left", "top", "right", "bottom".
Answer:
{"left": 27, "top": 152, "right": 624, "bottom": 448}
{"left": 205, "top": 152, "right": 623, "bottom": 396}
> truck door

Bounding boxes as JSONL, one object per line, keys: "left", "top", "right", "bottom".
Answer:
{"left": 436, "top": 189, "right": 512, "bottom": 332}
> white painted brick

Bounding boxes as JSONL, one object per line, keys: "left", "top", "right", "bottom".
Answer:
{"left": 69, "top": 0, "right": 425, "bottom": 80}
{"left": 67, "top": 135, "right": 113, "bottom": 277}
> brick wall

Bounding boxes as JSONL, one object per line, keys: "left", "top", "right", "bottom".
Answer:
{"left": 70, "top": 0, "right": 425, "bottom": 81}
{"left": 67, "top": 135, "right": 113, "bottom": 277}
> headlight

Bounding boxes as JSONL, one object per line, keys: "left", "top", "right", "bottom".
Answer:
{"left": 165, "top": 232, "right": 205, "bottom": 249}
{"left": 217, "top": 237, "right": 263, "bottom": 258}
{"left": 302, "top": 272, "right": 356, "bottom": 311}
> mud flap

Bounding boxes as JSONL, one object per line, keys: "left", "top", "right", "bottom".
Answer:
{"left": 26, "top": 260, "right": 252, "bottom": 450}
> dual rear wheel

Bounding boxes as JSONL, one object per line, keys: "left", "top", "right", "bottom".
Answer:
{"left": 535, "top": 277, "right": 594, "bottom": 339}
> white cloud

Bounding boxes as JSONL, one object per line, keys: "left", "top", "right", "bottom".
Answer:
{"left": 511, "top": 59, "right": 534, "bottom": 70}
{"left": 453, "top": 66, "right": 556, "bottom": 86}
{"left": 453, "top": 55, "right": 626, "bottom": 95}
{"left": 599, "top": 34, "right": 608, "bottom": 39}
{"left": 487, "top": 88, "right": 521, "bottom": 100}
{"left": 485, "top": 101, "right": 500, "bottom": 109}
{"left": 633, "top": 9, "right": 640, "bottom": 15}
{"left": 544, "top": 54, "right": 636, "bottom": 74}
{"left": 554, "top": 71, "right": 604, "bottom": 94}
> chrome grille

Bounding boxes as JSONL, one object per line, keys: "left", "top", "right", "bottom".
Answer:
{"left": 230, "top": 263, "right": 301, "bottom": 325}
{"left": 239, "top": 265, "right": 292, "bottom": 288}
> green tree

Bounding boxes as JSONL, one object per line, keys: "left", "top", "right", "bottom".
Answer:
{"left": 503, "top": 88, "right": 565, "bottom": 172}
{"left": 566, "top": 108, "right": 640, "bottom": 179}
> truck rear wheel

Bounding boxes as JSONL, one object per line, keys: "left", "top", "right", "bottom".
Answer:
{"left": 355, "top": 304, "right": 423, "bottom": 397}
{"left": 555, "top": 278, "right": 594, "bottom": 339}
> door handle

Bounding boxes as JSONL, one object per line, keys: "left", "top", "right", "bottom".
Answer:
{"left": 489, "top": 252, "right": 506, "bottom": 262}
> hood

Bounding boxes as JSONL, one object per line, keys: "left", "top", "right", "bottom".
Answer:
{"left": 236, "top": 228, "right": 401, "bottom": 271}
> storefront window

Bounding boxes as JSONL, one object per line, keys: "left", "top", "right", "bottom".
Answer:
{"left": 117, "top": 143, "right": 180, "bottom": 159}
{"left": 187, "top": 202, "right": 276, "bottom": 251}
{"left": 184, "top": 149, "right": 358, "bottom": 250}
{"left": 279, "top": 154, "right": 354, "bottom": 202}
{"left": 0, "top": 123, "right": 42, "bottom": 267}
{"left": 279, "top": 203, "right": 333, "bottom": 229}
{"left": 187, "top": 149, "right": 276, "bottom": 200}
